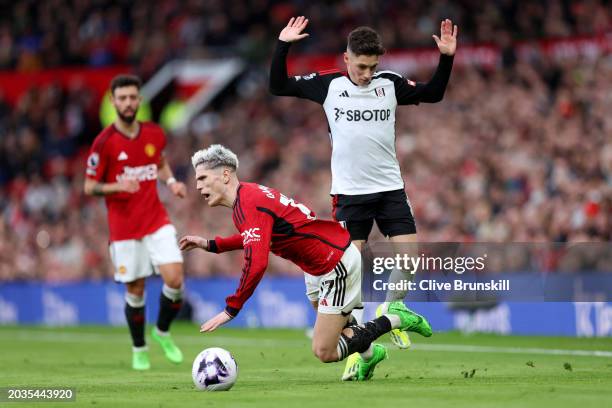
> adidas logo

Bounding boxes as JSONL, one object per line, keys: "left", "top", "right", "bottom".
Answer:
{"left": 339, "top": 90, "right": 349, "bottom": 97}
{"left": 118, "top": 151, "right": 128, "bottom": 161}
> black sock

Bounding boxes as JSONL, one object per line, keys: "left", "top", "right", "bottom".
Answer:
{"left": 337, "top": 316, "right": 392, "bottom": 360}
{"left": 156, "top": 292, "right": 182, "bottom": 332}
{"left": 125, "top": 304, "right": 146, "bottom": 347}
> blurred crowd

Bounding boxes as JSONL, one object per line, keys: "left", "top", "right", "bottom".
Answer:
{"left": 0, "top": 1, "right": 610, "bottom": 281}
{"left": 1, "top": 0, "right": 611, "bottom": 72}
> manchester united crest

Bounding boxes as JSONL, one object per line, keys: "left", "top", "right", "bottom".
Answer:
{"left": 145, "top": 143, "right": 156, "bottom": 157}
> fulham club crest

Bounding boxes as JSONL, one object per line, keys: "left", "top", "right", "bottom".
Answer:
{"left": 374, "top": 87, "right": 385, "bottom": 98}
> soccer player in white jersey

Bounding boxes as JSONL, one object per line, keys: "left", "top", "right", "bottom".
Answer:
{"left": 269, "top": 16, "right": 457, "bottom": 380}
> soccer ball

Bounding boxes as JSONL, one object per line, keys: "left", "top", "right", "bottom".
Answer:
{"left": 191, "top": 347, "right": 238, "bottom": 391}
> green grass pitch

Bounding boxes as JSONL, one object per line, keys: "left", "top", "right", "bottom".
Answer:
{"left": 1, "top": 324, "right": 611, "bottom": 408}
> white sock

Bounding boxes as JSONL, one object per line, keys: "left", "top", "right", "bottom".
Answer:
{"left": 132, "top": 345, "right": 148, "bottom": 352}
{"left": 125, "top": 292, "right": 145, "bottom": 308}
{"left": 385, "top": 268, "right": 412, "bottom": 302}
{"left": 383, "top": 314, "right": 402, "bottom": 329}
{"left": 155, "top": 326, "right": 169, "bottom": 336}
{"left": 162, "top": 284, "right": 183, "bottom": 302}
{"left": 359, "top": 344, "right": 374, "bottom": 361}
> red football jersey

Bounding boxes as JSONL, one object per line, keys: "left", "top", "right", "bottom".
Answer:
{"left": 85, "top": 122, "right": 170, "bottom": 242}
{"left": 211, "top": 182, "right": 352, "bottom": 316}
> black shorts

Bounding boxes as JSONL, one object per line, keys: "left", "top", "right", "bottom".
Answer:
{"left": 332, "top": 189, "right": 417, "bottom": 241}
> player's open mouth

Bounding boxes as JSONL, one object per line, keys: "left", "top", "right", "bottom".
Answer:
{"left": 204, "top": 194, "right": 210, "bottom": 200}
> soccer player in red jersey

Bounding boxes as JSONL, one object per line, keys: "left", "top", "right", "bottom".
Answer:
{"left": 84, "top": 75, "right": 187, "bottom": 370}
{"left": 179, "top": 144, "right": 432, "bottom": 380}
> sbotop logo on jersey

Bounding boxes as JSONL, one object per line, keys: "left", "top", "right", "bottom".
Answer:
{"left": 241, "top": 228, "right": 261, "bottom": 246}
{"left": 116, "top": 164, "right": 158, "bottom": 182}
{"left": 333, "top": 108, "right": 391, "bottom": 122}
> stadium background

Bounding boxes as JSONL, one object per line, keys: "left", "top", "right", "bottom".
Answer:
{"left": 0, "top": 0, "right": 610, "bottom": 336}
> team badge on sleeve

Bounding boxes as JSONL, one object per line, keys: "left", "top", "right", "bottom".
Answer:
{"left": 87, "top": 152, "right": 99, "bottom": 168}
{"left": 295, "top": 73, "right": 316, "bottom": 81}
{"left": 86, "top": 152, "right": 100, "bottom": 176}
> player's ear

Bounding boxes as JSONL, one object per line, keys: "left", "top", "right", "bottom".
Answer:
{"left": 343, "top": 52, "right": 349, "bottom": 65}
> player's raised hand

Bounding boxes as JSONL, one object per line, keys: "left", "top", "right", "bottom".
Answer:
{"left": 118, "top": 178, "right": 140, "bottom": 193}
{"left": 200, "top": 311, "right": 233, "bottom": 332}
{"left": 169, "top": 181, "right": 187, "bottom": 198}
{"left": 179, "top": 235, "right": 208, "bottom": 251}
{"left": 279, "top": 16, "right": 309, "bottom": 42}
{"left": 432, "top": 19, "right": 458, "bottom": 56}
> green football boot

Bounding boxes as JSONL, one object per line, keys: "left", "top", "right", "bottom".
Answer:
{"left": 151, "top": 327, "right": 183, "bottom": 364}
{"left": 132, "top": 349, "right": 151, "bottom": 370}
{"left": 357, "top": 343, "right": 388, "bottom": 381}
{"left": 376, "top": 303, "right": 412, "bottom": 349}
{"left": 341, "top": 352, "right": 361, "bottom": 381}
{"left": 386, "top": 301, "right": 432, "bottom": 337}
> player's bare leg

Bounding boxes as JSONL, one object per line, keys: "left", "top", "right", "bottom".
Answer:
{"left": 312, "top": 312, "right": 349, "bottom": 363}
{"left": 152, "top": 262, "right": 184, "bottom": 364}
{"left": 382, "top": 233, "right": 420, "bottom": 348}
{"left": 125, "top": 278, "right": 149, "bottom": 370}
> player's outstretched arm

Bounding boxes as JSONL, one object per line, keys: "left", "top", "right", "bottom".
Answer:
{"left": 396, "top": 19, "right": 457, "bottom": 105}
{"left": 269, "top": 17, "right": 310, "bottom": 97}
{"left": 200, "top": 310, "right": 233, "bottom": 332}
{"left": 278, "top": 16, "right": 309, "bottom": 43}
{"left": 83, "top": 177, "right": 139, "bottom": 195}
{"left": 432, "top": 19, "right": 458, "bottom": 56}
{"left": 179, "top": 235, "right": 210, "bottom": 251}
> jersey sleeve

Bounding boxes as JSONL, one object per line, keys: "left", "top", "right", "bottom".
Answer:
{"left": 209, "top": 233, "right": 244, "bottom": 253}
{"left": 392, "top": 54, "right": 454, "bottom": 105}
{"left": 269, "top": 40, "right": 334, "bottom": 104}
{"left": 224, "top": 202, "right": 274, "bottom": 317}
{"left": 85, "top": 137, "right": 109, "bottom": 182}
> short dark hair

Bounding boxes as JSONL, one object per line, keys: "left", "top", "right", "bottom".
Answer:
{"left": 110, "top": 74, "right": 142, "bottom": 95}
{"left": 347, "top": 27, "right": 385, "bottom": 56}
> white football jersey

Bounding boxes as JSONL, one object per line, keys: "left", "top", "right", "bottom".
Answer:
{"left": 288, "top": 69, "right": 423, "bottom": 195}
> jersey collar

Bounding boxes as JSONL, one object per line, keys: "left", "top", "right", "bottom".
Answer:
{"left": 113, "top": 121, "right": 141, "bottom": 140}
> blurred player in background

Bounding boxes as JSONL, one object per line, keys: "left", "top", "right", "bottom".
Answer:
{"left": 180, "top": 144, "right": 432, "bottom": 381}
{"left": 84, "top": 75, "right": 187, "bottom": 370}
{"left": 269, "top": 16, "right": 457, "bottom": 378}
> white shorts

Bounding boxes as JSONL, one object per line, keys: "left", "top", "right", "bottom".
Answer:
{"left": 304, "top": 243, "right": 362, "bottom": 315}
{"left": 109, "top": 224, "right": 183, "bottom": 283}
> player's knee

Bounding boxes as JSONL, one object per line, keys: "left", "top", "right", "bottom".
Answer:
{"left": 164, "top": 276, "right": 183, "bottom": 289}
{"left": 163, "top": 274, "right": 183, "bottom": 289}
{"left": 312, "top": 345, "right": 337, "bottom": 363}
{"left": 160, "top": 263, "right": 184, "bottom": 289}
{"left": 126, "top": 280, "right": 145, "bottom": 297}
